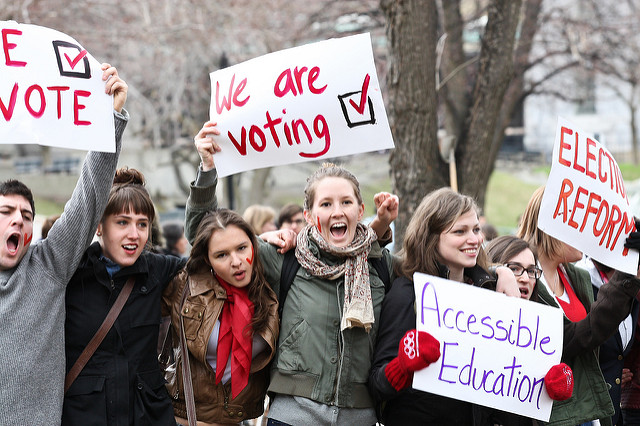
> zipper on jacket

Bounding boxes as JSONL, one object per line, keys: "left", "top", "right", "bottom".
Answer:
{"left": 333, "top": 283, "right": 345, "bottom": 405}
{"left": 110, "top": 278, "right": 115, "bottom": 291}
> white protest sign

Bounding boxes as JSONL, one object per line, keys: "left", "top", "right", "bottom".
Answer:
{"left": 538, "top": 117, "right": 638, "bottom": 274}
{"left": 208, "top": 33, "right": 394, "bottom": 177}
{"left": 413, "top": 272, "right": 563, "bottom": 421}
{"left": 0, "top": 21, "right": 114, "bottom": 152}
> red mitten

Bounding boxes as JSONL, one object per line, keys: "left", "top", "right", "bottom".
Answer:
{"left": 384, "top": 329, "right": 441, "bottom": 391}
{"left": 545, "top": 363, "right": 574, "bottom": 401}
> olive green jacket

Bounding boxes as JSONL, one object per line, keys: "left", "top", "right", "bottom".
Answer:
{"left": 184, "top": 166, "right": 394, "bottom": 408}
{"left": 537, "top": 263, "right": 640, "bottom": 426}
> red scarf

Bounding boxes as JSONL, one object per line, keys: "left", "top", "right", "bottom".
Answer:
{"left": 215, "top": 276, "right": 254, "bottom": 399}
{"left": 555, "top": 267, "right": 587, "bottom": 323}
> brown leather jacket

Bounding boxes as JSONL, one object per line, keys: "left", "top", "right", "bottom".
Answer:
{"left": 162, "top": 269, "right": 279, "bottom": 424}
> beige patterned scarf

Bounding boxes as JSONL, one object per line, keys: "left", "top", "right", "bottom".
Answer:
{"left": 295, "top": 223, "right": 377, "bottom": 332}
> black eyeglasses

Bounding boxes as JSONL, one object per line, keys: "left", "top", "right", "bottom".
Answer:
{"left": 286, "top": 219, "right": 306, "bottom": 226}
{"left": 504, "top": 263, "right": 542, "bottom": 280}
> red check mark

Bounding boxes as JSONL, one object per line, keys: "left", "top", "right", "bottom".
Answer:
{"left": 64, "top": 49, "right": 88, "bottom": 70}
{"left": 349, "top": 74, "right": 371, "bottom": 114}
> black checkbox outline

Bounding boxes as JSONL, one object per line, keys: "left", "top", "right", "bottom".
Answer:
{"left": 338, "top": 92, "right": 376, "bottom": 128}
{"left": 52, "top": 40, "right": 91, "bottom": 79}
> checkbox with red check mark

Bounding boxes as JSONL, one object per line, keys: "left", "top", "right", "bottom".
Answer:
{"left": 52, "top": 40, "right": 91, "bottom": 79}
{"left": 338, "top": 73, "right": 376, "bottom": 128}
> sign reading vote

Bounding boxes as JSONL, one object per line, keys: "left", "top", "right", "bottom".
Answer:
{"left": 208, "top": 33, "right": 395, "bottom": 177}
{"left": 538, "top": 117, "right": 638, "bottom": 274}
{"left": 412, "top": 273, "right": 563, "bottom": 421}
{"left": 0, "top": 21, "right": 115, "bottom": 152}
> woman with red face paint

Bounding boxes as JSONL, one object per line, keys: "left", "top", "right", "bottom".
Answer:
{"left": 184, "top": 121, "right": 398, "bottom": 425}
{"left": 161, "top": 208, "right": 279, "bottom": 426}
{"left": 63, "top": 168, "right": 187, "bottom": 425}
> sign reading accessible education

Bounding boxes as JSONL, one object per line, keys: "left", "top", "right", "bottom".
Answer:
{"left": 412, "top": 273, "right": 563, "bottom": 421}
{"left": 208, "top": 33, "right": 395, "bottom": 177}
{"left": 538, "top": 117, "right": 638, "bottom": 274}
{"left": 0, "top": 21, "right": 115, "bottom": 152}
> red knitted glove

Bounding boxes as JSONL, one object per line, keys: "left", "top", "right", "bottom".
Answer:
{"left": 545, "top": 363, "right": 573, "bottom": 401}
{"left": 384, "top": 329, "right": 441, "bottom": 391}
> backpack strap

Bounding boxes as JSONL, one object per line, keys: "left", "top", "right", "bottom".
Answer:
{"left": 278, "top": 251, "right": 392, "bottom": 318}
{"left": 279, "top": 250, "right": 300, "bottom": 318}
{"left": 369, "top": 256, "right": 391, "bottom": 293}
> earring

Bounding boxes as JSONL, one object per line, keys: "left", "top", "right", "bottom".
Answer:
{"left": 96, "top": 231, "right": 102, "bottom": 236}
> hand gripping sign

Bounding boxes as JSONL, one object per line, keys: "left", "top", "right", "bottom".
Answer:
{"left": 0, "top": 21, "right": 115, "bottom": 152}
{"left": 412, "top": 273, "right": 563, "bottom": 421}
{"left": 538, "top": 117, "right": 638, "bottom": 274}
{"left": 208, "top": 33, "right": 395, "bottom": 177}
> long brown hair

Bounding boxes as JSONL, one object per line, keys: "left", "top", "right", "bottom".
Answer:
{"left": 399, "top": 187, "right": 487, "bottom": 279}
{"left": 186, "top": 209, "right": 271, "bottom": 334}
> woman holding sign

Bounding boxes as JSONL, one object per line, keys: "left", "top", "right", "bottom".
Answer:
{"left": 368, "top": 188, "right": 572, "bottom": 425}
{"left": 185, "top": 121, "right": 398, "bottom": 425}
{"left": 516, "top": 186, "right": 640, "bottom": 426}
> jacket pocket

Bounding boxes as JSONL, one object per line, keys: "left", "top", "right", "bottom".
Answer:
{"left": 277, "top": 318, "right": 311, "bottom": 372}
{"left": 134, "top": 369, "right": 174, "bottom": 426}
{"left": 181, "top": 301, "right": 206, "bottom": 341}
{"left": 62, "top": 376, "right": 107, "bottom": 426}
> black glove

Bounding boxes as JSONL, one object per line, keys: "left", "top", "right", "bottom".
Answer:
{"left": 625, "top": 218, "right": 640, "bottom": 250}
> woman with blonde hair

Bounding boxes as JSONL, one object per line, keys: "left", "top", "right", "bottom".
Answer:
{"left": 516, "top": 186, "right": 640, "bottom": 425}
{"left": 243, "top": 205, "right": 277, "bottom": 235}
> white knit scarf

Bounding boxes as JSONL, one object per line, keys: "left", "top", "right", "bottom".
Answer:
{"left": 295, "top": 223, "right": 377, "bottom": 332}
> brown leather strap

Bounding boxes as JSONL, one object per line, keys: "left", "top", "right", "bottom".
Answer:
{"left": 64, "top": 277, "right": 136, "bottom": 394}
{"left": 179, "top": 279, "right": 197, "bottom": 426}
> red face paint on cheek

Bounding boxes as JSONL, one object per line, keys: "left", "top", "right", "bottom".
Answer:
{"left": 246, "top": 245, "right": 254, "bottom": 265}
{"left": 23, "top": 233, "right": 32, "bottom": 246}
{"left": 316, "top": 216, "right": 322, "bottom": 233}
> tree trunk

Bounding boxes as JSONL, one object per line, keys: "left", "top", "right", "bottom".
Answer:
{"left": 458, "top": 0, "right": 522, "bottom": 208}
{"left": 382, "top": 0, "right": 442, "bottom": 251}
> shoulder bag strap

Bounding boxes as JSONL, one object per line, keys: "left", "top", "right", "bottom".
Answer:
{"left": 64, "top": 276, "right": 136, "bottom": 394}
{"left": 179, "top": 279, "right": 197, "bottom": 426}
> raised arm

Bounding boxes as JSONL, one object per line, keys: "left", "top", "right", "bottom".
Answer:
{"left": 184, "top": 121, "right": 221, "bottom": 244}
{"left": 38, "top": 63, "right": 128, "bottom": 284}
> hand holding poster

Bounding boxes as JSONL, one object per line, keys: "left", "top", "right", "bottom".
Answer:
{"left": 538, "top": 117, "right": 638, "bottom": 274}
{"left": 0, "top": 21, "right": 115, "bottom": 152}
{"left": 208, "top": 33, "right": 394, "bottom": 177}
{"left": 412, "top": 272, "right": 563, "bottom": 421}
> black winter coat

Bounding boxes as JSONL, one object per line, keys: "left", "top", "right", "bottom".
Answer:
{"left": 369, "top": 265, "right": 496, "bottom": 426}
{"left": 62, "top": 242, "right": 185, "bottom": 426}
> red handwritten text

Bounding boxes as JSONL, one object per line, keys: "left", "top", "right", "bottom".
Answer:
{"left": 558, "top": 126, "right": 626, "bottom": 200}
{"left": 0, "top": 84, "right": 90, "bottom": 125}
{"left": 553, "top": 178, "right": 635, "bottom": 254}
{"left": 214, "top": 74, "right": 249, "bottom": 114}
{"left": 2, "top": 29, "right": 27, "bottom": 67}
{"left": 274, "top": 66, "right": 327, "bottom": 97}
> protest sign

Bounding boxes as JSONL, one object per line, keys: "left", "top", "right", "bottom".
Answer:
{"left": 208, "top": 33, "right": 394, "bottom": 177}
{"left": 538, "top": 117, "right": 638, "bottom": 274}
{"left": 413, "top": 272, "right": 563, "bottom": 421}
{"left": 0, "top": 21, "right": 114, "bottom": 152}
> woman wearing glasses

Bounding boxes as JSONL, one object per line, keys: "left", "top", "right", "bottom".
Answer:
{"left": 495, "top": 185, "right": 640, "bottom": 425}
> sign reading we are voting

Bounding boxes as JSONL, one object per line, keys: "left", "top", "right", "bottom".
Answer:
{"left": 538, "top": 117, "right": 638, "bottom": 274}
{"left": 0, "top": 21, "right": 115, "bottom": 152}
{"left": 208, "top": 33, "right": 395, "bottom": 177}
{"left": 412, "top": 273, "right": 563, "bottom": 421}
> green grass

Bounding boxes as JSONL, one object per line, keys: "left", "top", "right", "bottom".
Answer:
{"left": 484, "top": 170, "right": 541, "bottom": 234}
{"left": 34, "top": 197, "right": 65, "bottom": 217}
